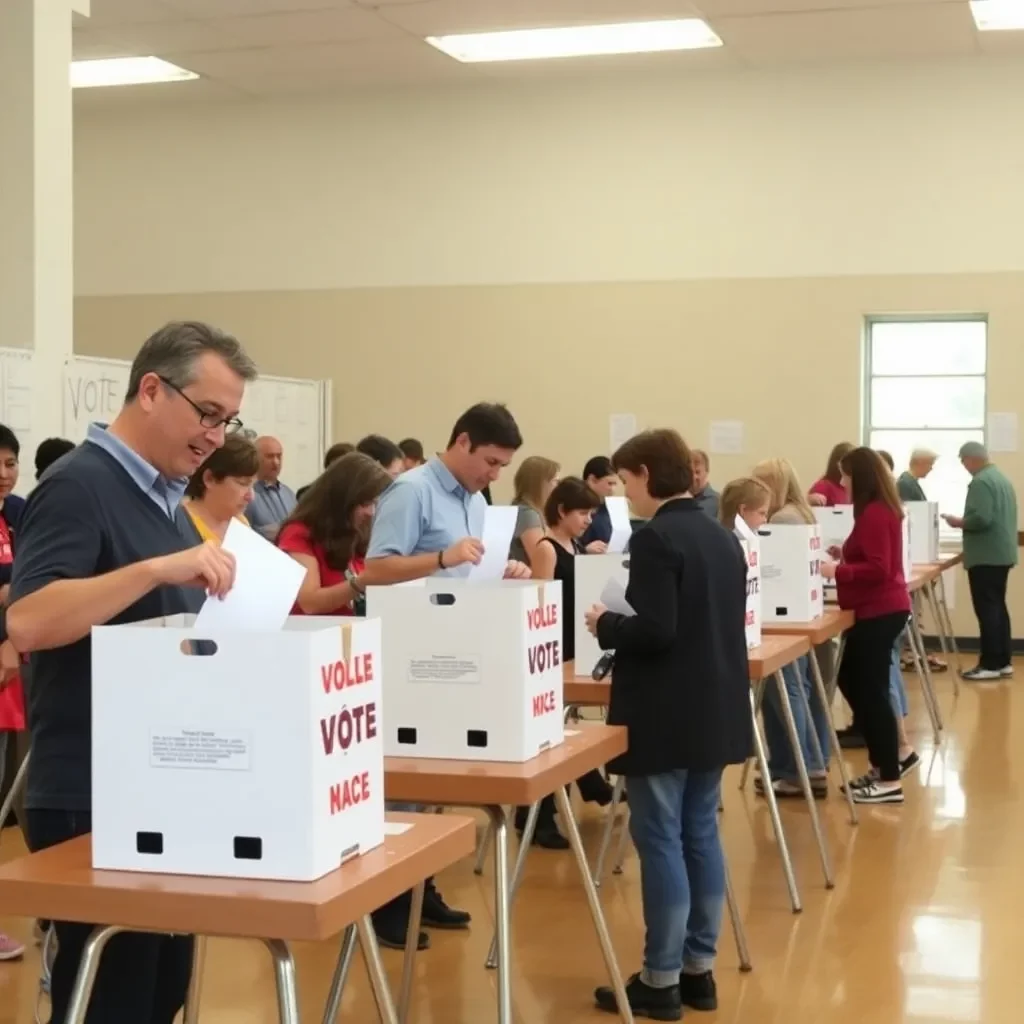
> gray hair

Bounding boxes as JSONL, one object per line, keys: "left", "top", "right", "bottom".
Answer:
{"left": 959, "top": 441, "right": 988, "bottom": 460}
{"left": 125, "top": 321, "right": 258, "bottom": 401}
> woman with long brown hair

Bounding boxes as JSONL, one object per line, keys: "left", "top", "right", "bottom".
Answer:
{"left": 821, "top": 447, "right": 911, "bottom": 805}
{"left": 277, "top": 451, "right": 393, "bottom": 615}
{"left": 809, "top": 442, "right": 854, "bottom": 507}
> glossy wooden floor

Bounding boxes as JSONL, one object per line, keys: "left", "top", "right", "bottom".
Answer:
{"left": 0, "top": 662, "right": 1016, "bottom": 1023}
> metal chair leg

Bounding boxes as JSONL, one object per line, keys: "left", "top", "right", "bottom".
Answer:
{"left": 724, "top": 855, "right": 752, "bottom": 972}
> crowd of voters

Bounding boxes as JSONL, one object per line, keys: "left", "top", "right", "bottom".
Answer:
{"left": 0, "top": 321, "right": 1018, "bottom": 1022}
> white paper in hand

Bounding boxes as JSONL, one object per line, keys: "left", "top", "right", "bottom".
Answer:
{"left": 466, "top": 505, "right": 519, "bottom": 582}
{"left": 599, "top": 577, "right": 635, "bottom": 617}
{"left": 194, "top": 519, "right": 307, "bottom": 631}
{"left": 606, "top": 496, "right": 632, "bottom": 554}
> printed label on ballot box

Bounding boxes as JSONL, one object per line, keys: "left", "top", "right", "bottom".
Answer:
{"left": 408, "top": 653, "right": 482, "bottom": 683}
{"left": 150, "top": 729, "right": 251, "bottom": 771}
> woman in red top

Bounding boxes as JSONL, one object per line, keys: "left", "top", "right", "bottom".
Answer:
{"left": 808, "top": 441, "right": 854, "bottom": 507}
{"left": 821, "top": 447, "right": 910, "bottom": 805}
{"left": 277, "top": 452, "right": 393, "bottom": 615}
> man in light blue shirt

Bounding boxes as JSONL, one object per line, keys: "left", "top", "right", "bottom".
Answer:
{"left": 245, "top": 435, "right": 296, "bottom": 538}
{"left": 363, "top": 402, "right": 528, "bottom": 950}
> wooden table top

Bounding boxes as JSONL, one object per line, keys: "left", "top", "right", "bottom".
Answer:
{"left": 747, "top": 633, "right": 811, "bottom": 680}
{"left": 762, "top": 607, "right": 855, "bottom": 645}
{"left": 562, "top": 663, "right": 612, "bottom": 708}
{"left": 384, "top": 724, "right": 627, "bottom": 806}
{"left": 916, "top": 552, "right": 963, "bottom": 572}
{"left": 907, "top": 564, "right": 941, "bottom": 592}
{"left": 0, "top": 812, "right": 474, "bottom": 943}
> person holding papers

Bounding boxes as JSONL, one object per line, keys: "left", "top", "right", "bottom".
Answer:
{"left": 361, "top": 402, "right": 529, "bottom": 949}
{"left": 584, "top": 429, "right": 750, "bottom": 1020}
{"left": 178, "top": 434, "right": 258, "bottom": 544}
{"left": 820, "top": 448, "right": 911, "bottom": 805}
{"left": 5, "top": 321, "right": 253, "bottom": 1024}
{"left": 277, "top": 452, "right": 392, "bottom": 616}
{"left": 522, "top": 477, "right": 613, "bottom": 848}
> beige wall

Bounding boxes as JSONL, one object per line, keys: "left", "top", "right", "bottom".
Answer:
{"left": 74, "top": 271, "right": 1024, "bottom": 637}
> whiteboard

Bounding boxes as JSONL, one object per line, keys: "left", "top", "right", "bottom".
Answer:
{"left": 62, "top": 355, "right": 329, "bottom": 491}
{"left": 0, "top": 347, "right": 39, "bottom": 496}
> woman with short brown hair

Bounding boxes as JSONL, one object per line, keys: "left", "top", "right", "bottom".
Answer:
{"left": 179, "top": 435, "right": 259, "bottom": 545}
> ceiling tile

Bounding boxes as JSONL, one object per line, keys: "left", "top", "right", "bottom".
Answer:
{"left": 472, "top": 46, "right": 737, "bottom": 79}
{"left": 74, "top": 0, "right": 180, "bottom": 29}
{"left": 695, "top": 0, "right": 947, "bottom": 16}
{"left": 73, "top": 76, "right": 250, "bottom": 110}
{"left": 376, "top": 0, "right": 705, "bottom": 36}
{"left": 717, "top": 3, "right": 979, "bottom": 65}
{"left": 976, "top": 32, "right": 1024, "bottom": 56}
{"left": 74, "top": 21, "right": 237, "bottom": 58}
{"left": 212, "top": 8, "right": 399, "bottom": 48}
{"left": 162, "top": 0, "right": 356, "bottom": 15}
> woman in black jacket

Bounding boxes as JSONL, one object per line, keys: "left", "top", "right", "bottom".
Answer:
{"left": 585, "top": 429, "right": 751, "bottom": 1021}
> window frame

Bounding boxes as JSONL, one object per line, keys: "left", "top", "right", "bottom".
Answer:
{"left": 862, "top": 313, "right": 988, "bottom": 545}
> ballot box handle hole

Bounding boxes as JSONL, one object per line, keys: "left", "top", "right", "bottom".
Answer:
{"left": 397, "top": 727, "right": 418, "bottom": 745}
{"left": 136, "top": 831, "right": 164, "bottom": 855}
{"left": 178, "top": 639, "right": 219, "bottom": 657}
{"left": 467, "top": 730, "right": 488, "bottom": 748}
{"left": 775, "top": 606, "right": 788, "bottom": 616}
{"left": 429, "top": 593, "right": 456, "bottom": 606}
{"left": 234, "top": 836, "right": 263, "bottom": 861}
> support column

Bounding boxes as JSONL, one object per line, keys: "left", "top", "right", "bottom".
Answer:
{"left": 0, "top": 0, "right": 87, "bottom": 490}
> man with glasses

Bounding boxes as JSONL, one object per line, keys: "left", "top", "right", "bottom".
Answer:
{"left": 246, "top": 436, "right": 296, "bottom": 539}
{"left": 5, "top": 321, "right": 255, "bottom": 1024}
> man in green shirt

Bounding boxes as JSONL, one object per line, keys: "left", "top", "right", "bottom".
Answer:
{"left": 943, "top": 441, "right": 1019, "bottom": 681}
{"left": 897, "top": 448, "right": 936, "bottom": 503}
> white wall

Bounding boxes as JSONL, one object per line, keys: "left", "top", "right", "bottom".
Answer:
{"left": 73, "top": 56, "right": 1024, "bottom": 297}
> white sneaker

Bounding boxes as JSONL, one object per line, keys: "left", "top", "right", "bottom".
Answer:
{"left": 961, "top": 667, "right": 1002, "bottom": 681}
{"left": 852, "top": 781, "right": 904, "bottom": 805}
{"left": 1000, "top": 665, "right": 1014, "bottom": 678}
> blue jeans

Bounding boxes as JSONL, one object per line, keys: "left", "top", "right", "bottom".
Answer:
{"left": 762, "top": 654, "right": 830, "bottom": 780}
{"left": 627, "top": 769, "right": 725, "bottom": 985}
{"left": 888, "top": 641, "right": 908, "bottom": 718}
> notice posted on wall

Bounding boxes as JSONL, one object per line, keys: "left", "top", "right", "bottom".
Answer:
{"left": 408, "top": 653, "right": 482, "bottom": 684}
{"left": 150, "top": 729, "right": 251, "bottom": 771}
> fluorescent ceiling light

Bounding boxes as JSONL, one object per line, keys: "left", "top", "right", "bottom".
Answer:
{"left": 426, "top": 19, "right": 723, "bottom": 63}
{"left": 969, "top": 0, "right": 1024, "bottom": 31}
{"left": 70, "top": 57, "right": 198, "bottom": 89}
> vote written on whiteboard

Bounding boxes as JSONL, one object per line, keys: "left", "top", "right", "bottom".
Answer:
{"left": 67, "top": 374, "right": 123, "bottom": 422}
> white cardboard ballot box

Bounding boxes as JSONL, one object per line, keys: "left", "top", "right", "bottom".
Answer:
{"left": 814, "top": 506, "right": 854, "bottom": 591}
{"left": 574, "top": 552, "right": 631, "bottom": 676}
{"left": 366, "top": 580, "right": 565, "bottom": 762}
{"left": 757, "top": 523, "right": 825, "bottom": 622}
{"left": 91, "top": 615, "right": 385, "bottom": 882}
{"left": 901, "top": 512, "right": 913, "bottom": 585}
{"left": 905, "top": 501, "right": 939, "bottom": 565}
{"left": 733, "top": 518, "right": 763, "bottom": 649}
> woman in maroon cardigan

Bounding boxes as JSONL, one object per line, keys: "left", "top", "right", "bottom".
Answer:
{"left": 821, "top": 447, "right": 910, "bottom": 805}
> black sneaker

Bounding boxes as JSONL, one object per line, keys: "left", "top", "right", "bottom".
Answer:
{"left": 595, "top": 973, "right": 682, "bottom": 1021}
{"left": 421, "top": 880, "right": 471, "bottom": 930}
{"left": 851, "top": 780, "right": 903, "bottom": 805}
{"left": 839, "top": 770, "right": 877, "bottom": 795}
{"left": 900, "top": 751, "right": 920, "bottom": 778}
{"left": 679, "top": 970, "right": 717, "bottom": 1012}
{"left": 837, "top": 727, "right": 867, "bottom": 750}
{"left": 371, "top": 909, "right": 429, "bottom": 951}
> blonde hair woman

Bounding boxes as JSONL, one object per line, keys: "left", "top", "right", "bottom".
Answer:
{"left": 752, "top": 458, "right": 816, "bottom": 525}
{"left": 718, "top": 477, "right": 771, "bottom": 533}
{"left": 509, "top": 456, "right": 559, "bottom": 566}
{"left": 750, "top": 457, "right": 831, "bottom": 798}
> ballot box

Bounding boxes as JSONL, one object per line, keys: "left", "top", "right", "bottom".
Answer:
{"left": 367, "top": 579, "right": 564, "bottom": 762}
{"left": 734, "top": 517, "right": 763, "bottom": 649}
{"left": 758, "top": 523, "right": 825, "bottom": 622}
{"left": 905, "top": 501, "right": 939, "bottom": 564}
{"left": 574, "top": 552, "right": 631, "bottom": 676}
{"left": 91, "top": 615, "right": 384, "bottom": 882}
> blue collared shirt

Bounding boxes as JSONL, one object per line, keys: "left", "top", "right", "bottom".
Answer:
{"left": 246, "top": 479, "right": 297, "bottom": 535}
{"left": 86, "top": 422, "right": 187, "bottom": 518}
{"left": 367, "top": 456, "right": 485, "bottom": 578}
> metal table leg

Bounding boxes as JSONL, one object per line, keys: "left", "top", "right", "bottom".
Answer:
{"left": 806, "top": 649, "right": 858, "bottom": 825}
{"left": 264, "top": 939, "right": 302, "bottom": 1024}
{"left": 724, "top": 855, "right": 752, "bottom": 972}
{"left": 65, "top": 925, "right": 122, "bottom": 1024}
{"left": 183, "top": 935, "right": 206, "bottom": 1024}
{"left": 906, "top": 620, "right": 942, "bottom": 741}
{"left": 485, "top": 801, "right": 539, "bottom": 969}
{"left": 485, "top": 804, "right": 513, "bottom": 1024}
{"left": 748, "top": 688, "right": 802, "bottom": 912}
{"left": 611, "top": 807, "right": 632, "bottom": 874}
{"left": 592, "top": 775, "right": 626, "bottom": 885}
{"left": 474, "top": 818, "right": 495, "bottom": 875}
{"left": 738, "top": 679, "right": 767, "bottom": 791}
{"left": 554, "top": 787, "right": 634, "bottom": 1024}
{"left": 354, "top": 918, "right": 399, "bottom": 1024}
{"left": 321, "top": 925, "right": 358, "bottom": 1024}
{"left": 398, "top": 881, "right": 425, "bottom": 1022}
{"left": 774, "top": 670, "right": 834, "bottom": 889}
{"left": 934, "top": 572, "right": 963, "bottom": 691}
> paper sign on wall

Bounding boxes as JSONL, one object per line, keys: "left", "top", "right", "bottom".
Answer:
{"left": 709, "top": 420, "right": 744, "bottom": 456}
{"left": 988, "top": 412, "right": 1018, "bottom": 453}
{"left": 609, "top": 413, "right": 637, "bottom": 453}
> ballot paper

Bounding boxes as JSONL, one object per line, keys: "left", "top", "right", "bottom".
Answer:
{"left": 466, "top": 504, "right": 519, "bottom": 582}
{"left": 599, "top": 577, "right": 636, "bottom": 617}
{"left": 194, "top": 518, "right": 306, "bottom": 631}
{"left": 605, "top": 496, "right": 632, "bottom": 554}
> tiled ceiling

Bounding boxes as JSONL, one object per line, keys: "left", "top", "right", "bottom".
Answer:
{"left": 71, "top": 0, "right": 1024, "bottom": 102}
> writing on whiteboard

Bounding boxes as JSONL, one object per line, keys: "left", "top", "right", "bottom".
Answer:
{"left": 66, "top": 373, "right": 122, "bottom": 422}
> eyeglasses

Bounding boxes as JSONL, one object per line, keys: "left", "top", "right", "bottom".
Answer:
{"left": 159, "top": 376, "right": 244, "bottom": 434}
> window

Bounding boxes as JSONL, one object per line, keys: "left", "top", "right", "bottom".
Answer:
{"left": 864, "top": 317, "right": 987, "bottom": 539}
